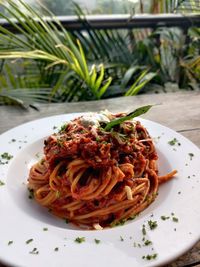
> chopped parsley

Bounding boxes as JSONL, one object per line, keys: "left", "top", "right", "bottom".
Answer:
{"left": 133, "top": 242, "right": 142, "bottom": 248}
{"left": 74, "top": 237, "right": 85, "bottom": 243}
{"left": 8, "top": 138, "right": 16, "bottom": 143}
{"left": 101, "top": 141, "right": 108, "bottom": 145}
{"left": 129, "top": 215, "right": 136, "bottom": 221}
{"left": 142, "top": 253, "right": 157, "bottom": 260}
{"left": 142, "top": 224, "right": 146, "bottom": 235}
{"left": 54, "top": 247, "right": 59, "bottom": 251}
{"left": 0, "top": 152, "right": 13, "bottom": 165}
{"left": 144, "top": 240, "right": 152, "bottom": 246}
{"left": 59, "top": 124, "right": 68, "bottom": 133}
{"left": 110, "top": 218, "right": 126, "bottom": 227}
{"left": 94, "top": 239, "right": 101, "bottom": 244}
{"left": 0, "top": 180, "right": 5, "bottom": 186}
{"left": 188, "top": 153, "right": 194, "bottom": 160}
{"left": 160, "top": 215, "right": 170, "bottom": 221}
{"left": 148, "top": 220, "right": 158, "bottom": 230}
{"left": 56, "top": 138, "right": 64, "bottom": 147}
{"left": 29, "top": 248, "right": 39, "bottom": 255}
{"left": 168, "top": 138, "right": 180, "bottom": 146}
{"left": 1, "top": 152, "right": 13, "bottom": 160}
{"left": 43, "top": 228, "right": 48, "bottom": 231}
{"left": 120, "top": 236, "right": 124, "bottom": 242}
{"left": 28, "top": 188, "right": 34, "bottom": 199}
{"left": 26, "top": 238, "right": 33, "bottom": 244}
{"left": 172, "top": 217, "right": 179, "bottom": 222}
{"left": 95, "top": 137, "right": 100, "bottom": 142}
{"left": 161, "top": 213, "right": 179, "bottom": 223}
{"left": 8, "top": 240, "right": 13, "bottom": 245}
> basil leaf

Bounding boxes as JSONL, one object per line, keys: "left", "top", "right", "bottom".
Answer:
{"left": 104, "top": 105, "right": 153, "bottom": 131}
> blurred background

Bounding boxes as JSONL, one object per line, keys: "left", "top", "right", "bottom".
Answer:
{"left": 0, "top": 0, "right": 199, "bottom": 107}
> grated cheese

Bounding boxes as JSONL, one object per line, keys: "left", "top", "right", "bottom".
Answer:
{"left": 125, "top": 185, "right": 133, "bottom": 200}
{"left": 93, "top": 223, "right": 103, "bottom": 230}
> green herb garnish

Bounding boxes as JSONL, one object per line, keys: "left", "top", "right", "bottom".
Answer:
{"left": 29, "top": 247, "right": 39, "bottom": 255}
{"left": 142, "top": 224, "right": 146, "bottom": 235}
{"left": 142, "top": 253, "right": 157, "bottom": 260}
{"left": 110, "top": 218, "right": 126, "bottom": 227}
{"left": 8, "top": 240, "right": 13, "bottom": 245}
{"left": 148, "top": 220, "right": 158, "bottom": 230}
{"left": 104, "top": 105, "right": 153, "bottom": 131}
{"left": 168, "top": 138, "right": 180, "bottom": 146}
{"left": 0, "top": 180, "right": 5, "bottom": 186}
{"left": 54, "top": 247, "right": 59, "bottom": 251}
{"left": 120, "top": 236, "right": 124, "bottom": 241}
{"left": 160, "top": 215, "right": 170, "bottom": 221}
{"left": 26, "top": 238, "right": 33, "bottom": 244}
{"left": 144, "top": 240, "right": 152, "bottom": 246}
{"left": 188, "top": 153, "right": 194, "bottom": 160}
{"left": 1, "top": 152, "right": 13, "bottom": 160}
{"left": 74, "top": 237, "right": 85, "bottom": 243}
{"left": 59, "top": 124, "right": 68, "bottom": 133}
{"left": 28, "top": 188, "right": 34, "bottom": 199}
{"left": 94, "top": 239, "right": 101, "bottom": 244}
{"left": 43, "top": 228, "right": 48, "bottom": 231}
{"left": 172, "top": 217, "right": 179, "bottom": 222}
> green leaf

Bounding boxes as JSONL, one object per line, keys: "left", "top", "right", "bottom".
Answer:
{"left": 121, "top": 66, "right": 140, "bottom": 88}
{"left": 126, "top": 72, "right": 157, "bottom": 96}
{"left": 89, "top": 65, "right": 97, "bottom": 88}
{"left": 94, "top": 64, "right": 104, "bottom": 90}
{"left": 97, "top": 77, "right": 112, "bottom": 98}
{"left": 104, "top": 105, "right": 153, "bottom": 131}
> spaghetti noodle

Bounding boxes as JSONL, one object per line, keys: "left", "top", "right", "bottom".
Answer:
{"left": 28, "top": 111, "right": 177, "bottom": 229}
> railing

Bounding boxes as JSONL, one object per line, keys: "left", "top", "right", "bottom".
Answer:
{"left": 0, "top": 14, "right": 200, "bottom": 33}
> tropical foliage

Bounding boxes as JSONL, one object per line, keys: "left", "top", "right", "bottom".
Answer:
{"left": 40, "top": 0, "right": 200, "bottom": 15}
{"left": 0, "top": 0, "right": 199, "bottom": 107}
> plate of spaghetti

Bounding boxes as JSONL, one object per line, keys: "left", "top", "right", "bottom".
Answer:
{"left": 0, "top": 109, "right": 200, "bottom": 267}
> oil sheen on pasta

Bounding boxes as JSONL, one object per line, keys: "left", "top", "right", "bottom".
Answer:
{"left": 28, "top": 111, "right": 177, "bottom": 229}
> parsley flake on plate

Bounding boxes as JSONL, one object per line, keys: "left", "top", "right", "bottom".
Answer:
{"left": 142, "top": 253, "right": 157, "bottom": 260}
{"left": 148, "top": 220, "right": 158, "bottom": 230}
{"left": 0, "top": 180, "right": 5, "bottom": 186}
{"left": 26, "top": 238, "right": 33, "bottom": 244}
{"left": 74, "top": 237, "right": 85, "bottom": 243}
{"left": 188, "top": 153, "right": 194, "bottom": 160}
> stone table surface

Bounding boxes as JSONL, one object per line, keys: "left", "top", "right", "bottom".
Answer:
{"left": 0, "top": 91, "right": 200, "bottom": 267}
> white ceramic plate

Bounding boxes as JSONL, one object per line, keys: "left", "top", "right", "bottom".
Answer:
{"left": 0, "top": 113, "right": 200, "bottom": 267}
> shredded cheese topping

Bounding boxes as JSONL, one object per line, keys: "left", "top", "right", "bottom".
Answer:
{"left": 93, "top": 223, "right": 103, "bottom": 230}
{"left": 125, "top": 185, "right": 133, "bottom": 200}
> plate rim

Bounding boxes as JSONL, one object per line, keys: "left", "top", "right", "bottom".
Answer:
{"left": 0, "top": 112, "right": 200, "bottom": 267}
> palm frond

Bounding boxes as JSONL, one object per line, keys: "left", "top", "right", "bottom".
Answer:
{"left": 150, "top": 0, "right": 200, "bottom": 13}
{"left": 0, "top": 88, "right": 56, "bottom": 108}
{"left": 125, "top": 69, "right": 157, "bottom": 96}
{"left": 0, "top": 0, "right": 112, "bottom": 100}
